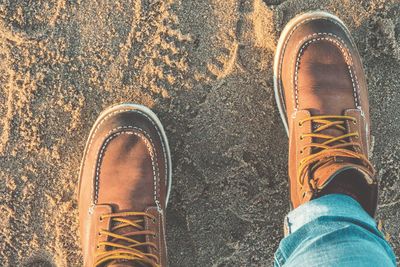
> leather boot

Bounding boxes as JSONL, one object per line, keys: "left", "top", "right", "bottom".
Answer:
{"left": 79, "top": 104, "right": 172, "bottom": 266}
{"left": 273, "top": 12, "right": 377, "bottom": 216}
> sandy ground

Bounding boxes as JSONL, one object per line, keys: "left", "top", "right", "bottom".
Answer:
{"left": 0, "top": 0, "right": 399, "bottom": 266}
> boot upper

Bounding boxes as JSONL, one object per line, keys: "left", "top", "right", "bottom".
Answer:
{"left": 79, "top": 106, "right": 169, "bottom": 267}
{"left": 276, "top": 14, "right": 377, "bottom": 216}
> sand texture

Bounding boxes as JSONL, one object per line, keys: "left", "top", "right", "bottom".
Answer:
{"left": 0, "top": 0, "right": 399, "bottom": 266}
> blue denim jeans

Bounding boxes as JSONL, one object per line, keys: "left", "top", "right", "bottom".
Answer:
{"left": 274, "top": 194, "right": 397, "bottom": 267}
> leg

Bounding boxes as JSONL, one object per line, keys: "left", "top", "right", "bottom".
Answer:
{"left": 273, "top": 11, "right": 396, "bottom": 267}
{"left": 274, "top": 194, "right": 396, "bottom": 267}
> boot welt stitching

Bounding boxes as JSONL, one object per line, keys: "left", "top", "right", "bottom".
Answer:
{"left": 93, "top": 129, "right": 159, "bottom": 205}
{"left": 294, "top": 34, "right": 360, "bottom": 109}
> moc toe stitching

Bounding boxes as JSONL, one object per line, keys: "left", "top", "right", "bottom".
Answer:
{"left": 93, "top": 127, "right": 160, "bottom": 206}
{"left": 87, "top": 108, "right": 168, "bottom": 189}
{"left": 293, "top": 34, "right": 360, "bottom": 110}
{"left": 278, "top": 17, "right": 350, "bottom": 114}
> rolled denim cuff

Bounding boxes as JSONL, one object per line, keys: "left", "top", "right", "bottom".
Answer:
{"left": 284, "top": 194, "right": 377, "bottom": 236}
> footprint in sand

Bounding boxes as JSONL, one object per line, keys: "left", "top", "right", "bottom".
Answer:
{"left": 176, "top": 0, "right": 277, "bottom": 84}
{"left": 0, "top": 0, "right": 65, "bottom": 38}
{"left": 0, "top": 42, "right": 16, "bottom": 155}
{"left": 77, "top": 0, "right": 192, "bottom": 99}
{"left": 236, "top": 0, "right": 276, "bottom": 72}
{"left": 174, "top": 0, "right": 240, "bottom": 82}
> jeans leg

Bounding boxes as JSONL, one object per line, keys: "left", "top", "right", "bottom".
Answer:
{"left": 274, "top": 194, "right": 396, "bottom": 267}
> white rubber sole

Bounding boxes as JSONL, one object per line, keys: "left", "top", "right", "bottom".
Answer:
{"left": 78, "top": 103, "right": 173, "bottom": 207}
{"left": 273, "top": 11, "right": 353, "bottom": 136}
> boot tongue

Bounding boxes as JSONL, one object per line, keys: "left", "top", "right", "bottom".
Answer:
{"left": 106, "top": 215, "right": 150, "bottom": 267}
{"left": 309, "top": 107, "right": 350, "bottom": 146}
{"left": 312, "top": 161, "right": 374, "bottom": 190}
{"left": 312, "top": 121, "right": 346, "bottom": 146}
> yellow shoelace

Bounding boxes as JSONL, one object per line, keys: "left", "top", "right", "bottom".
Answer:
{"left": 95, "top": 211, "right": 160, "bottom": 267}
{"left": 297, "top": 115, "right": 374, "bottom": 191}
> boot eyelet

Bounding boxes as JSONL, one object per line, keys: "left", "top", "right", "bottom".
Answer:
{"left": 153, "top": 234, "right": 157, "bottom": 238}
{"left": 300, "top": 135, "right": 304, "bottom": 140}
{"left": 298, "top": 122, "right": 303, "bottom": 127}
{"left": 152, "top": 218, "right": 156, "bottom": 223}
{"left": 300, "top": 150, "right": 303, "bottom": 154}
{"left": 99, "top": 216, "right": 103, "bottom": 222}
{"left": 353, "top": 120, "right": 357, "bottom": 125}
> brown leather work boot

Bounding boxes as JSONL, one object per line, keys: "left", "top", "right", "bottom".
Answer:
{"left": 79, "top": 104, "right": 172, "bottom": 267}
{"left": 273, "top": 12, "right": 378, "bottom": 216}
